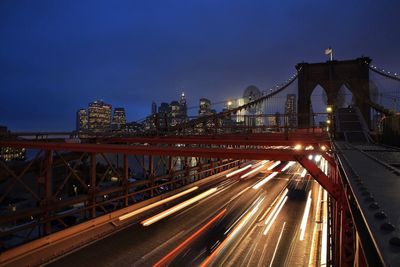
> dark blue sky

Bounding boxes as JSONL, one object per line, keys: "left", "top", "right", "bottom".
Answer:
{"left": 1, "top": 0, "right": 399, "bottom": 131}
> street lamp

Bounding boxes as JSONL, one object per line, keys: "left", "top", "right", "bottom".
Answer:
{"left": 326, "top": 106, "right": 333, "bottom": 113}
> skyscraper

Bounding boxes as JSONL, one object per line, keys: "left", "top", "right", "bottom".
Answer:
{"left": 88, "top": 100, "right": 112, "bottom": 133}
{"left": 199, "top": 98, "right": 212, "bottom": 116}
{"left": 151, "top": 101, "right": 157, "bottom": 115}
{"left": 284, "top": 94, "right": 297, "bottom": 128}
{"left": 112, "top": 108, "right": 127, "bottom": 131}
{"left": 76, "top": 108, "right": 88, "bottom": 131}
{"left": 169, "top": 101, "right": 181, "bottom": 126}
{"left": 179, "top": 92, "right": 187, "bottom": 118}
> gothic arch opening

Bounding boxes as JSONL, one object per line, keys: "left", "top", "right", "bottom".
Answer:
{"left": 336, "top": 84, "right": 354, "bottom": 108}
{"left": 310, "top": 84, "right": 329, "bottom": 127}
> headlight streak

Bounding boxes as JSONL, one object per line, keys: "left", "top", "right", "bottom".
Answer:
{"left": 308, "top": 185, "right": 322, "bottom": 266}
{"left": 267, "top": 161, "right": 281, "bottom": 171}
{"left": 320, "top": 189, "right": 328, "bottom": 266}
{"left": 226, "top": 164, "right": 252, "bottom": 177}
{"left": 281, "top": 161, "right": 295, "bottom": 172}
{"left": 141, "top": 188, "right": 217, "bottom": 226}
{"left": 251, "top": 160, "right": 269, "bottom": 169}
{"left": 200, "top": 197, "right": 265, "bottom": 267}
{"left": 299, "top": 190, "right": 312, "bottom": 241}
{"left": 263, "top": 189, "right": 288, "bottom": 228}
{"left": 263, "top": 189, "right": 289, "bottom": 236}
{"left": 252, "top": 171, "right": 279, "bottom": 190}
{"left": 153, "top": 208, "right": 227, "bottom": 267}
{"left": 269, "top": 221, "right": 287, "bottom": 267}
{"left": 240, "top": 163, "right": 267, "bottom": 179}
{"left": 118, "top": 186, "right": 199, "bottom": 221}
{"left": 300, "top": 168, "right": 307, "bottom": 177}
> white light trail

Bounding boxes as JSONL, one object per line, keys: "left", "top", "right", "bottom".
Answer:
{"left": 299, "top": 190, "right": 312, "bottom": 241}
{"left": 141, "top": 187, "right": 217, "bottom": 226}
{"left": 281, "top": 161, "right": 295, "bottom": 172}
{"left": 320, "top": 189, "right": 328, "bottom": 266}
{"left": 252, "top": 171, "right": 279, "bottom": 189}
{"left": 263, "top": 189, "right": 288, "bottom": 226}
{"left": 269, "top": 222, "right": 287, "bottom": 267}
{"left": 251, "top": 160, "right": 269, "bottom": 169}
{"left": 226, "top": 164, "right": 252, "bottom": 177}
{"left": 263, "top": 196, "right": 288, "bottom": 235}
{"left": 301, "top": 168, "right": 307, "bottom": 177}
{"left": 267, "top": 161, "right": 281, "bottom": 171}
{"left": 200, "top": 197, "right": 264, "bottom": 267}
{"left": 118, "top": 186, "right": 199, "bottom": 221}
{"left": 241, "top": 163, "right": 266, "bottom": 179}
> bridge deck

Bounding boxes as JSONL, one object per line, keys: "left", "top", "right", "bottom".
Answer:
{"left": 335, "top": 141, "right": 400, "bottom": 266}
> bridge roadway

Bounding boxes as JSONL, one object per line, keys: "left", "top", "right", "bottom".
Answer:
{"left": 49, "top": 163, "right": 319, "bottom": 267}
{"left": 335, "top": 142, "right": 400, "bottom": 266}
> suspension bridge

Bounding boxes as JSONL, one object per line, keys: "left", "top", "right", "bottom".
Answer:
{"left": 0, "top": 57, "right": 400, "bottom": 267}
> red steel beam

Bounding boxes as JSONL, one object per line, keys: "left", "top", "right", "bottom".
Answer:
{"left": 108, "top": 137, "right": 329, "bottom": 147}
{"left": 0, "top": 140, "right": 324, "bottom": 161}
{"left": 295, "top": 155, "right": 340, "bottom": 200}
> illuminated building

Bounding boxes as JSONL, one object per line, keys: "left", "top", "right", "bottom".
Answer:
{"left": 0, "top": 126, "right": 26, "bottom": 162}
{"left": 88, "top": 100, "right": 112, "bottom": 133}
{"left": 284, "top": 94, "right": 297, "bottom": 128}
{"left": 199, "top": 98, "right": 212, "bottom": 116}
{"left": 112, "top": 108, "right": 127, "bottom": 131}
{"left": 76, "top": 108, "right": 88, "bottom": 131}
{"left": 179, "top": 92, "right": 187, "bottom": 118}
{"left": 151, "top": 102, "right": 157, "bottom": 115}
{"left": 169, "top": 101, "right": 181, "bottom": 126}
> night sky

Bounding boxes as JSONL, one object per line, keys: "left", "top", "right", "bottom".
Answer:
{"left": 1, "top": 0, "right": 400, "bottom": 131}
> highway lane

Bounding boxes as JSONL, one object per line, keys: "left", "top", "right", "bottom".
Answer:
{"left": 208, "top": 171, "right": 319, "bottom": 267}
{"left": 49, "top": 161, "right": 290, "bottom": 267}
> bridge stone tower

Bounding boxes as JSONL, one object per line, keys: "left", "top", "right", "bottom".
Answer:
{"left": 296, "top": 57, "right": 372, "bottom": 128}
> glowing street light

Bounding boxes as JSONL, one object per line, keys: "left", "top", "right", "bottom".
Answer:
{"left": 326, "top": 119, "right": 331, "bottom": 124}
{"left": 326, "top": 106, "right": 333, "bottom": 113}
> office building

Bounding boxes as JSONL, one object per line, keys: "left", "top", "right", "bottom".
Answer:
{"left": 151, "top": 102, "right": 157, "bottom": 115}
{"left": 76, "top": 108, "right": 88, "bottom": 131}
{"left": 112, "top": 108, "right": 127, "bottom": 131}
{"left": 199, "top": 98, "right": 212, "bottom": 116}
{"left": 88, "top": 100, "right": 112, "bottom": 133}
{"left": 0, "top": 126, "right": 26, "bottom": 162}
{"left": 179, "top": 92, "right": 187, "bottom": 118}
{"left": 284, "top": 94, "right": 297, "bottom": 128}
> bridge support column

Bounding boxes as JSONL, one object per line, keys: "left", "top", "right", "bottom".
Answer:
{"left": 90, "top": 153, "right": 97, "bottom": 218}
{"left": 42, "top": 150, "right": 53, "bottom": 235}
{"left": 123, "top": 154, "right": 129, "bottom": 206}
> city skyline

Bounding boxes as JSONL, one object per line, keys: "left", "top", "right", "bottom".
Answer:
{"left": 1, "top": 1, "right": 400, "bottom": 131}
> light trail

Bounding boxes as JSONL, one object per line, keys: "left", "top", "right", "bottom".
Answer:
{"left": 153, "top": 209, "right": 227, "bottom": 267}
{"left": 200, "top": 197, "right": 264, "bottom": 267}
{"left": 251, "top": 160, "right": 268, "bottom": 169}
{"left": 263, "top": 188, "right": 288, "bottom": 226}
{"left": 241, "top": 163, "right": 267, "bottom": 179}
{"left": 226, "top": 164, "right": 252, "bottom": 177}
{"left": 263, "top": 191, "right": 289, "bottom": 236}
{"left": 252, "top": 171, "right": 279, "bottom": 190}
{"left": 281, "top": 161, "right": 295, "bottom": 172}
{"left": 308, "top": 185, "right": 322, "bottom": 266}
{"left": 269, "top": 222, "right": 287, "bottom": 267}
{"left": 320, "top": 189, "right": 328, "bottom": 266}
{"left": 299, "top": 190, "right": 312, "bottom": 241}
{"left": 118, "top": 186, "right": 199, "bottom": 221}
{"left": 267, "top": 161, "right": 281, "bottom": 171}
{"left": 301, "top": 168, "right": 307, "bottom": 177}
{"left": 141, "top": 187, "right": 217, "bottom": 226}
